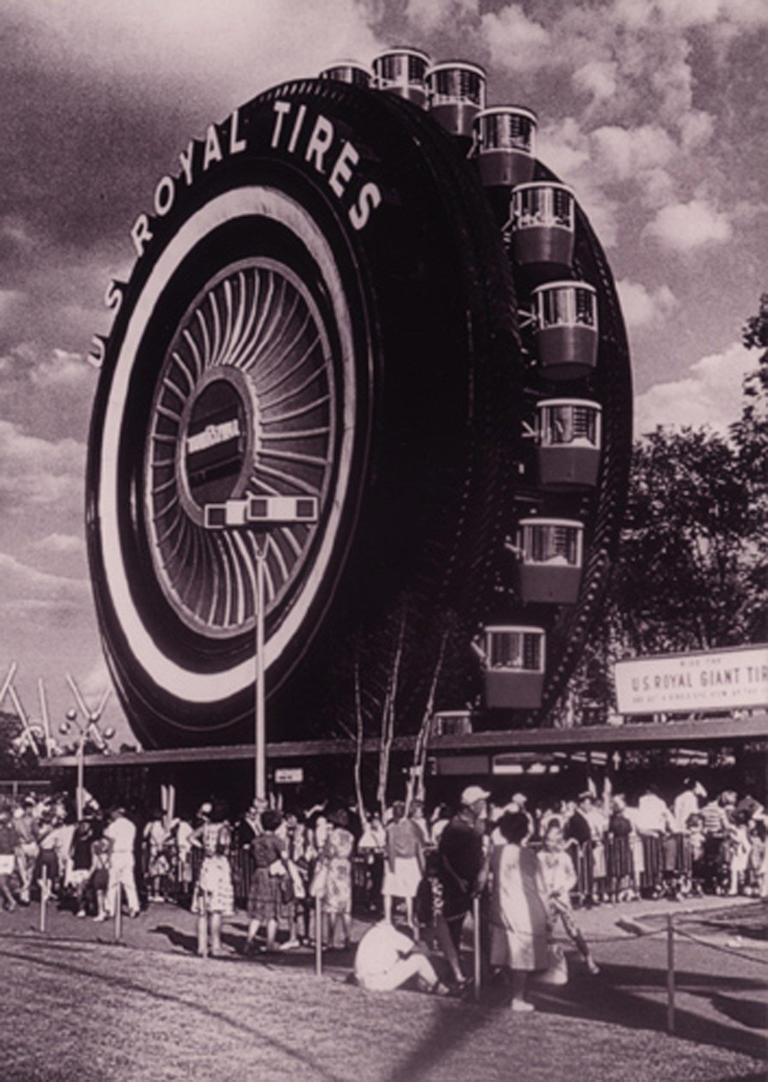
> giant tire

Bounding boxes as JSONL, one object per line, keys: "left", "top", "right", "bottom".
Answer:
{"left": 86, "top": 79, "right": 520, "bottom": 747}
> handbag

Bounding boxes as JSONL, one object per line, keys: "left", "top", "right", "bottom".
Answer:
{"left": 279, "top": 873, "right": 294, "bottom": 904}
{"left": 287, "top": 859, "right": 306, "bottom": 900}
{"left": 537, "top": 942, "right": 569, "bottom": 986}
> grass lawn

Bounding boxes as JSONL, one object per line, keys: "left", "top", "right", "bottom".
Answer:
{"left": 2, "top": 934, "right": 766, "bottom": 1082}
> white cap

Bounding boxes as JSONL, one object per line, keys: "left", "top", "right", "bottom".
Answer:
{"left": 461, "top": 785, "right": 490, "bottom": 806}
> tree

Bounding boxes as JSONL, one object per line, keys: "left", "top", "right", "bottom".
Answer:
{"left": 731, "top": 293, "right": 768, "bottom": 629}
{"left": 612, "top": 425, "right": 764, "bottom": 652}
{"left": 550, "top": 295, "right": 768, "bottom": 725}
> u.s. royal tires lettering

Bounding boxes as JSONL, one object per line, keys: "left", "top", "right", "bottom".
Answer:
{"left": 87, "top": 80, "right": 519, "bottom": 746}
{"left": 129, "top": 101, "right": 383, "bottom": 264}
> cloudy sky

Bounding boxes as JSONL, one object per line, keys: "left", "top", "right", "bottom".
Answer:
{"left": 0, "top": 0, "right": 765, "bottom": 747}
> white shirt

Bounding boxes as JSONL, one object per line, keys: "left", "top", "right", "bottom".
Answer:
{"left": 354, "top": 922, "right": 413, "bottom": 982}
{"left": 636, "top": 794, "right": 674, "bottom": 835}
{"left": 104, "top": 815, "right": 136, "bottom": 856}
{"left": 673, "top": 790, "right": 699, "bottom": 833}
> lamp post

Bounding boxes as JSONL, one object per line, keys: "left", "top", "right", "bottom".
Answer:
{"left": 204, "top": 495, "right": 318, "bottom": 800}
{"left": 59, "top": 708, "right": 115, "bottom": 819}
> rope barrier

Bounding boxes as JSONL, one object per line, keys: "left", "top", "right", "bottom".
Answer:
{"left": 672, "top": 923, "right": 768, "bottom": 967}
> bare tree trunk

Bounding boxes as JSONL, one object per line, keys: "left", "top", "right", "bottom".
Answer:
{"left": 376, "top": 609, "right": 407, "bottom": 818}
{"left": 352, "top": 655, "right": 366, "bottom": 828}
{"left": 407, "top": 628, "right": 449, "bottom": 809}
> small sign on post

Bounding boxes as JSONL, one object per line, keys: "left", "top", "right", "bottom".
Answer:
{"left": 274, "top": 767, "right": 304, "bottom": 785}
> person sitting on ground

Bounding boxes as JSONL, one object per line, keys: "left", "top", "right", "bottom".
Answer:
{"left": 354, "top": 919, "right": 449, "bottom": 995}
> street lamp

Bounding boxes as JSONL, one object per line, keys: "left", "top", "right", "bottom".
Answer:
{"left": 59, "top": 704, "right": 115, "bottom": 819}
{"left": 203, "top": 495, "right": 318, "bottom": 800}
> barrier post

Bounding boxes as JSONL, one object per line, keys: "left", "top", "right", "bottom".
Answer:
{"left": 39, "top": 867, "right": 48, "bottom": 933}
{"left": 315, "top": 896, "right": 323, "bottom": 976}
{"left": 666, "top": 913, "right": 675, "bottom": 1034}
{"left": 114, "top": 889, "right": 123, "bottom": 942}
{"left": 472, "top": 894, "right": 482, "bottom": 1001}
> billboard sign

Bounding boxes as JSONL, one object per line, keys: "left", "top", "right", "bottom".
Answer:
{"left": 614, "top": 645, "right": 768, "bottom": 715}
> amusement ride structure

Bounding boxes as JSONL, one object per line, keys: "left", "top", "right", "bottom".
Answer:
{"left": 86, "top": 49, "right": 632, "bottom": 756}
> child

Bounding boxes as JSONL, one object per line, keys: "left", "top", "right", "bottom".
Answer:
{"left": 728, "top": 811, "right": 751, "bottom": 896}
{"left": 69, "top": 818, "right": 96, "bottom": 917}
{"left": 90, "top": 832, "right": 111, "bottom": 921}
{"left": 685, "top": 813, "right": 706, "bottom": 897}
{"left": 537, "top": 823, "right": 599, "bottom": 975}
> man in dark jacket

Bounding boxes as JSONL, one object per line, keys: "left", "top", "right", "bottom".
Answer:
{"left": 434, "top": 785, "right": 489, "bottom": 988}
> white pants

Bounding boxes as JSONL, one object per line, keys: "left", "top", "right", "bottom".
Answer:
{"left": 359, "top": 953, "right": 437, "bottom": 992}
{"left": 106, "top": 854, "right": 139, "bottom": 914}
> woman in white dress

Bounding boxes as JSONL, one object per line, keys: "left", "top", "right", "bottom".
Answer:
{"left": 490, "top": 810, "right": 549, "bottom": 1012}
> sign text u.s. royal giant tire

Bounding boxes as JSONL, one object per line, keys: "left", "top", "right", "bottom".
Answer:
{"left": 86, "top": 79, "right": 519, "bottom": 746}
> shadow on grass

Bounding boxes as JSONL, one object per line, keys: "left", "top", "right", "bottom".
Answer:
{"left": 150, "top": 923, "right": 199, "bottom": 954}
{"left": 381, "top": 996, "right": 500, "bottom": 1082}
{"left": 0, "top": 942, "right": 346, "bottom": 1082}
{"left": 710, "top": 994, "right": 768, "bottom": 1031}
{"left": 531, "top": 960, "right": 768, "bottom": 1060}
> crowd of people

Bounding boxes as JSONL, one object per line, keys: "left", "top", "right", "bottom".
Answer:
{"left": 0, "top": 777, "right": 765, "bottom": 1008}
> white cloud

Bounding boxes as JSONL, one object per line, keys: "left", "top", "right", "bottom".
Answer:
{"left": 679, "top": 109, "right": 715, "bottom": 150}
{"left": 633, "top": 341, "right": 756, "bottom": 436}
{"left": 32, "top": 533, "right": 84, "bottom": 555}
{"left": 0, "top": 216, "right": 36, "bottom": 252}
{"left": 617, "top": 279, "right": 678, "bottom": 329}
{"left": 591, "top": 124, "right": 677, "bottom": 183}
{"left": 404, "top": 0, "right": 479, "bottom": 34}
{"left": 0, "top": 551, "right": 89, "bottom": 602}
{"left": 644, "top": 198, "right": 732, "bottom": 251}
{"left": 4, "top": 0, "right": 385, "bottom": 105}
{"left": 573, "top": 60, "right": 618, "bottom": 103}
{"left": 0, "top": 419, "right": 85, "bottom": 508}
{"left": 30, "top": 348, "right": 90, "bottom": 388}
{"left": 537, "top": 118, "right": 620, "bottom": 247}
{"left": 480, "top": 4, "right": 551, "bottom": 73}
